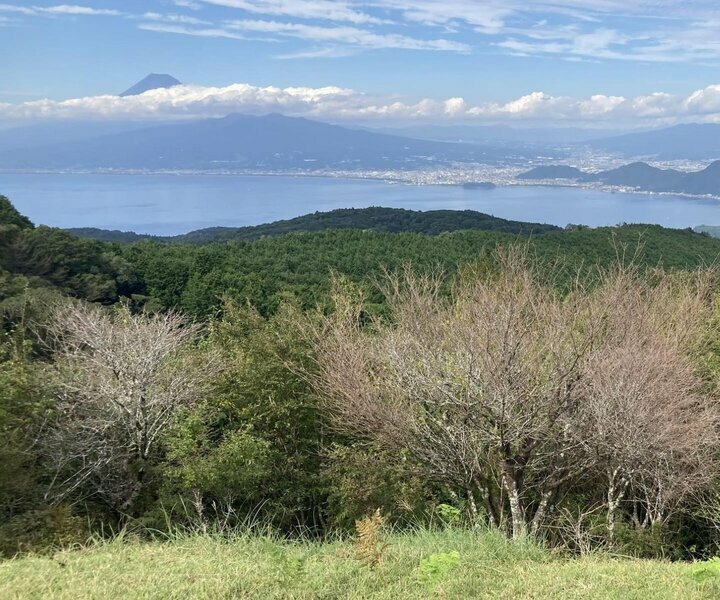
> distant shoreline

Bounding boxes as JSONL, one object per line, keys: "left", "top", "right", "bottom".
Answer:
{"left": 2, "top": 168, "right": 720, "bottom": 202}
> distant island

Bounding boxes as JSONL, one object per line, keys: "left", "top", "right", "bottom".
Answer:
{"left": 694, "top": 224, "right": 720, "bottom": 238}
{"left": 518, "top": 161, "right": 720, "bottom": 197}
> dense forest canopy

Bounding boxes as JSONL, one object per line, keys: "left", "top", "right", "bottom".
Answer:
{"left": 67, "top": 206, "right": 560, "bottom": 244}
{"left": 0, "top": 196, "right": 33, "bottom": 230}
{"left": 3, "top": 197, "right": 719, "bottom": 317}
{"left": 4, "top": 194, "right": 720, "bottom": 558}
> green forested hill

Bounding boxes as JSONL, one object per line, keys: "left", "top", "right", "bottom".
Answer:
{"left": 123, "top": 224, "right": 720, "bottom": 316}
{"left": 0, "top": 195, "right": 140, "bottom": 307}
{"left": 3, "top": 195, "right": 720, "bottom": 317}
{"left": 67, "top": 206, "right": 559, "bottom": 243}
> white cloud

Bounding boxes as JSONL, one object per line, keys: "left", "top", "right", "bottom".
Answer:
{"left": 275, "top": 46, "right": 361, "bottom": 59}
{"left": 138, "top": 22, "right": 249, "bottom": 40}
{"left": 443, "top": 97, "right": 466, "bottom": 116}
{"left": 40, "top": 5, "right": 121, "bottom": 15}
{"left": 5, "top": 0, "right": 720, "bottom": 64}
{"left": 0, "top": 4, "right": 121, "bottom": 16}
{"left": 0, "top": 4, "right": 36, "bottom": 15}
{"left": 578, "top": 94, "right": 625, "bottom": 116}
{"left": 368, "top": 1, "right": 510, "bottom": 34}
{"left": 199, "top": 0, "right": 384, "bottom": 25}
{"left": 685, "top": 85, "right": 720, "bottom": 114}
{"left": 173, "top": 0, "right": 203, "bottom": 9}
{"left": 496, "top": 23, "right": 720, "bottom": 63}
{"left": 200, "top": 1, "right": 720, "bottom": 63}
{"left": 358, "top": 2, "right": 720, "bottom": 63}
{"left": 7, "top": 80, "right": 720, "bottom": 127}
{"left": 141, "top": 12, "right": 210, "bottom": 26}
{"left": 225, "top": 19, "right": 470, "bottom": 52}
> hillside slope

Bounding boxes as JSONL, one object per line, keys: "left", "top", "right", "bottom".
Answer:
{"left": 518, "top": 161, "right": 720, "bottom": 195}
{"left": 123, "top": 224, "right": 720, "bottom": 316}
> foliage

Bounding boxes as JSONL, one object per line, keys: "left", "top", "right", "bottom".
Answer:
{"left": 0, "top": 330, "right": 51, "bottom": 547}
{"left": 354, "top": 508, "right": 388, "bottom": 568}
{"left": 6, "top": 195, "right": 720, "bottom": 320}
{"left": 0, "top": 225, "right": 139, "bottom": 304}
{"left": 0, "top": 195, "right": 33, "bottom": 229}
{"left": 69, "top": 206, "right": 559, "bottom": 244}
{"left": 614, "top": 523, "right": 681, "bottom": 560}
{"left": 121, "top": 225, "right": 720, "bottom": 318}
{"left": 325, "top": 444, "right": 434, "bottom": 530}
{"left": 159, "top": 300, "right": 332, "bottom": 533}
{"left": 0, "top": 505, "right": 88, "bottom": 557}
{"left": 5, "top": 194, "right": 720, "bottom": 556}
{"left": 417, "top": 550, "right": 460, "bottom": 585}
{"left": 434, "top": 504, "right": 462, "bottom": 528}
{"left": 163, "top": 419, "right": 271, "bottom": 505}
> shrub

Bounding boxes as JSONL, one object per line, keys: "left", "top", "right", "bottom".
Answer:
{"left": 417, "top": 550, "right": 461, "bottom": 586}
{"left": 0, "top": 506, "right": 88, "bottom": 556}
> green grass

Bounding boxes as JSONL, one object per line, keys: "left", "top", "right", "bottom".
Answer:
{"left": 0, "top": 529, "right": 716, "bottom": 599}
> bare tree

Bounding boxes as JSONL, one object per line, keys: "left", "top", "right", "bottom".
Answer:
{"left": 315, "top": 252, "right": 605, "bottom": 538}
{"left": 577, "top": 269, "right": 718, "bottom": 538}
{"left": 313, "top": 252, "right": 719, "bottom": 539}
{"left": 43, "top": 302, "right": 217, "bottom": 513}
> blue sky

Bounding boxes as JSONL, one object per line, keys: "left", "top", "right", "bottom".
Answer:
{"left": 4, "top": 1, "right": 720, "bottom": 127}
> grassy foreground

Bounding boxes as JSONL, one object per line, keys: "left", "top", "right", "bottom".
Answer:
{"left": 0, "top": 529, "right": 717, "bottom": 599}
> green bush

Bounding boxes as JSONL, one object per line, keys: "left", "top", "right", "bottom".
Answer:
{"left": 614, "top": 523, "right": 681, "bottom": 559}
{"left": 325, "top": 444, "right": 434, "bottom": 530}
{"left": 417, "top": 550, "right": 461, "bottom": 586}
{"left": 0, "top": 506, "right": 89, "bottom": 556}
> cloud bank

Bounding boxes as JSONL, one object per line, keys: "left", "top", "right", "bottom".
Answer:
{"left": 5, "top": 81, "right": 720, "bottom": 127}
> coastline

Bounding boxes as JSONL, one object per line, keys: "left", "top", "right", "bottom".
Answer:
{"left": 3, "top": 168, "right": 720, "bottom": 202}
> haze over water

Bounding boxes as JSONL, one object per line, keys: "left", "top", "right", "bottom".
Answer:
{"left": 5, "top": 173, "right": 720, "bottom": 236}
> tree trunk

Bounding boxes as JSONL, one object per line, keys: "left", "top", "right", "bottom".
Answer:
{"left": 466, "top": 489, "right": 479, "bottom": 521}
{"left": 503, "top": 470, "right": 527, "bottom": 538}
{"left": 606, "top": 468, "right": 628, "bottom": 542}
{"left": 531, "top": 489, "right": 553, "bottom": 536}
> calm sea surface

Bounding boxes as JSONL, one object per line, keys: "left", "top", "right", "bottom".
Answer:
{"left": 3, "top": 173, "right": 720, "bottom": 236}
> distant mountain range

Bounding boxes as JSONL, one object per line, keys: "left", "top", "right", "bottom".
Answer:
{"left": 372, "top": 123, "right": 720, "bottom": 159}
{"left": 397, "top": 122, "right": 720, "bottom": 160}
{"left": 519, "top": 161, "right": 720, "bottom": 196}
{"left": 372, "top": 124, "right": 629, "bottom": 145}
{"left": 0, "top": 120, "right": 174, "bottom": 154}
{"left": 120, "top": 74, "right": 181, "bottom": 97}
{"left": 587, "top": 124, "right": 720, "bottom": 160}
{"left": 66, "top": 206, "right": 559, "bottom": 243}
{"left": 8, "top": 117, "right": 720, "bottom": 169}
{"left": 0, "top": 112, "right": 532, "bottom": 171}
{"left": 6, "top": 74, "right": 720, "bottom": 168}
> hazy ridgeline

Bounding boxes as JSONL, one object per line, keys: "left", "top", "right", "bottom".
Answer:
{"left": 5, "top": 193, "right": 720, "bottom": 565}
